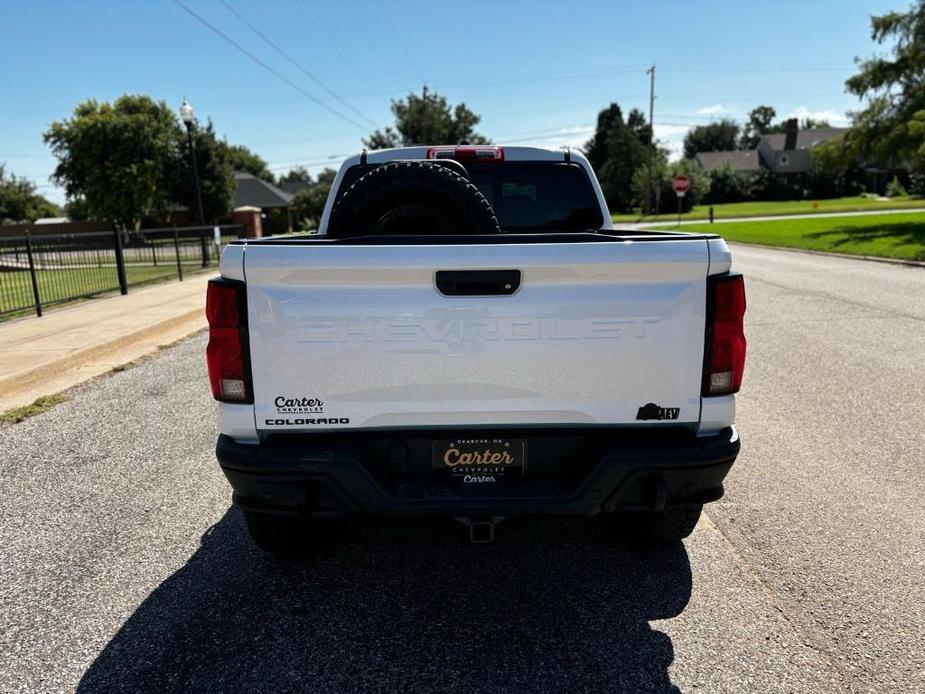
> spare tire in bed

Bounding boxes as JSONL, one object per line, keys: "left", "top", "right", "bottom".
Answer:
{"left": 326, "top": 160, "right": 501, "bottom": 238}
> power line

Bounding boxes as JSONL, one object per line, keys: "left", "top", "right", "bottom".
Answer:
{"left": 338, "top": 1, "right": 411, "bottom": 91}
{"left": 265, "top": 126, "right": 599, "bottom": 171}
{"left": 293, "top": 0, "right": 384, "bottom": 95}
{"left": 375, "top": 0, "right": 425, "bottom": 84}
{"left": 0, "top": 89, "right": 850, "bottom": 120}
{"left": 171, "top": 0, "right": 368, "bottom": 131}
{"left": 259, "top": 124, "right": 599, "bottom": 154}
{"left": 268, "top": 155, "right": 353, "bottom": 172}
{"left": 218, "top": 0, "right": 378, "bottom": 128}
{"left": 432, "top": 66, "right": 648, "bottom": 89}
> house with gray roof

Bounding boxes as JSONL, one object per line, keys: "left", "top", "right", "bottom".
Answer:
{"left": 233, "top": 172, "right": 294, "bottom": 233}
{"left": 695, "top": 150, "right": 762, "bottom": 174}
{"left": 756, "top": 125, "right": 848, "bottom": 177}
{"left": 694, "top": 120, "right": 850, "bottom": 185}
{"left": 277, "top": 179, "right": 312, "bottom": 197}
{"left": 233, "top": 172, "right": 293, "bottom": 209}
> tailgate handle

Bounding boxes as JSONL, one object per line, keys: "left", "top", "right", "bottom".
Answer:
{"left": 435, "top": 269, "right": 521, "bottom": 296}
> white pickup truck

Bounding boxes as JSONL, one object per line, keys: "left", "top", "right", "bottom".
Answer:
{"left": 206, "top": 145, "right": 746, "bottom": 554}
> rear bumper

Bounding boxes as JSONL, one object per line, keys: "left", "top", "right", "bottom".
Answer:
{"left": 216, "top": 426, "right": 740, "bottom": 518}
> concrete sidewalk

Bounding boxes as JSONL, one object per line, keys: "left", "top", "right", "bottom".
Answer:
{"left": 0, "top": 274, "right": 212, "bottom": 412}
{"left": 621, "top": 206, "right": 925, "bottom": 228}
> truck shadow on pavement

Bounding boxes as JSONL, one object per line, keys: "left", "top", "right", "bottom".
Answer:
{"left": 78, "top": 508, "right": 692, "bottom": 693}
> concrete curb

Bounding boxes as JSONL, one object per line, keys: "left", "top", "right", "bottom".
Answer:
{"left": 0, "top": 308, "right": 206, "bottom": 412}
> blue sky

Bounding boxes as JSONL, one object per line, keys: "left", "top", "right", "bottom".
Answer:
{"left": 1, "top": 0, "right": 897, "bottom": 205}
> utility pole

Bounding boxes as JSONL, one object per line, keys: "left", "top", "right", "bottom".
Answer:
{"left": 422, "top": 83, "right": 429, "bottom": 145}
{"left": 646, "top": 65, "right": 657, "bottom": 217}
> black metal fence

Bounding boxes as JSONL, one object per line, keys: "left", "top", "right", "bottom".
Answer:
{"left": 0, "top": 225, "right": 242, "bottom": 318}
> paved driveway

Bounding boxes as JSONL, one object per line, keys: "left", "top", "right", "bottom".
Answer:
{"left": 0, "top": 245, "right": 922, "bottom": 692}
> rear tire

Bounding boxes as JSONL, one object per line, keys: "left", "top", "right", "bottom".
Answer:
{"left": 608, "top": 505, "right": 703, "bottom": 545}
{"left": 326, "top": 160, "right": 500, "bottom": 238}
{"left": 243, "top": 510, "right": 317, "bottom": 558}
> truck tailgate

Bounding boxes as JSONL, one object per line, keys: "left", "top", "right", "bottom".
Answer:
{"left": 244, "top": 240, "right": 709, "bottom": 432}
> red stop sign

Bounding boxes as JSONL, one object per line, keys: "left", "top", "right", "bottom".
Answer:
{"left": 672, "top": 175, "right": 691, "bottom": 194}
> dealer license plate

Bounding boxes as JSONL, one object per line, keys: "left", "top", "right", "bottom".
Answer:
{"left": 432, "top": 438, "right": 527, "bottom": 482}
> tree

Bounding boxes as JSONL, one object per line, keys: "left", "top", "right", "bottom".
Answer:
{"left": 315, "top": 167, "right": 337, "bottom": 185}
{"left": 704, "top": 164, "right": 756, "bottom": 204}
{"left": 0, "top": 165, "right": 58, "bottom": 222}
{"left": 287, "top": 168, "right": 337, "bottom": 229}
{"left": 64, "top": 196, "right": 91, "bottom": 221}
{"left": 683, "top": 119, "right": 741, "bottom": 159}
{"left": 44, "top": 96, "right": 180, "bottom": 229}
{"left": 800, "top": 117, "right": 832, "bottom": 130}
{"left": 626, "top": 108, "right": 653, "bottom": 145}
{"left": 172, "top": 120, "right": 235, "bottom": 224}
{"left": 292, "top": 181, "right": 331, "bottom": 229}
{"left": 584, "top": 104, "right": 623, "bottom": 172}
{"left": 44, "top": 95, "right": 236, "bottom": 228}
{"left": 31, "top": 195, "right": 60, "bottom": 221}
{"left": 630, "top": 153, "right": 668, "bottom": 213}
{"left": 808, "top": 138, "right": 865, "bottom": 198}
{"left": 364, "top": 89, "right": 489, "bottom": 148}
{"left": 364, "top": 128, "right": 401, "bottom": 150}
{"left": 842, "top": 0, "right": 925, "bottom": 176}
{"left": 44, "top": 95, "right": 177, "bottom": 228}
{"left": 225, "top": 144, "right": 274, "bottom": 182}
{"left": 631, "top": 156, "right": 709, "bottom": 213}
{"left": 740, "top": 106, "right": 777, "bottom": 149}
{"left": 278, "top": 166, "right": 312, "bottom": 184}
{"left": 584, "top": 103, "right": 652, "bottom": 213}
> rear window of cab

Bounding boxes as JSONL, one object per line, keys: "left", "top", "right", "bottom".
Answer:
{"left": 335, "top": 161, "right": 604, "bottom": 232}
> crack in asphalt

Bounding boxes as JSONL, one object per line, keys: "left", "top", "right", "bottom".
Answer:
{"left": 700, "top": 510, "right": 850, "bottom": 688}
{"left": 741, "top": 271, "right": 925, "bottom": 325}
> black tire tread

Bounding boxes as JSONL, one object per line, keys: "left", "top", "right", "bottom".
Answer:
{"left": 327, "top": 160, "right": 500, "bottom": 238}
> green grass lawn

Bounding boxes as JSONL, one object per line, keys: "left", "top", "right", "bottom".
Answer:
{"left": 0, "top": 262, "right": 208, "bottom": 319}
{"left": 612, "top": 195, "right": 925, "bottom": 224}
{"left": 655, "top": 211, "right": 925, "bottom": 261}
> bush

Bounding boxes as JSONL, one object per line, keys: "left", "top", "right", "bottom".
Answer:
{"left": 886, "top": 176, "right": 908, "bottom": 197}
{"left": 662, "top": 160, "right": 709, "bottom": 213}
{"left": 630, "top": 158, "right": 667, "bottom": 214}
{"left": 631, "top": 158, "right": 709, "bottom": 214}
{"left": 292, "top": 182, "right": 332, "bottom": 227}
{"left": 705, "top": 164, "right": 755, "bottom": 204}
{"left": 909, "top": 171, "right": 925, "bottom": 196}
{"left": 807, "top": 138, "right": 865, "bottom": 199}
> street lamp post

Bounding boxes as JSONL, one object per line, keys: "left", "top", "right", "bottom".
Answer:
{"left": 179, "top": 99, "right": 209, "bottom": 266}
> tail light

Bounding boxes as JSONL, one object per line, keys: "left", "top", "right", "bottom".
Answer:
{"left": 703, "top": 274, "right": 746, "bottom": 396}
{"left": 427, "top": 146, "right": 504, "bottom": 162}
{"left": 205, "top": 278, "right": 252, "bottom": 403}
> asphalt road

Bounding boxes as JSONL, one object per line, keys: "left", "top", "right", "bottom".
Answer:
{"left": 1, "top": 245, "right": 922, "bottom": 693}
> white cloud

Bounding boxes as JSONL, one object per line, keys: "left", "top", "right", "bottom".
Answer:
{"left": 549, "top": 126, "right": 595, "bottom": 136}
{"left": 786, "top": 107, "right": 849, "bottom": 127}
{"left": 696, "top": 103, "right": 730, "bottom": 116}
{"left": 506, "top": 125, "right": 596, "bottom": 150}
{"left": 654, "top": 124, "right": 691, "bottom": 162}
{"left": 502, "top": 123, "right": 691, "bottom": 161}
